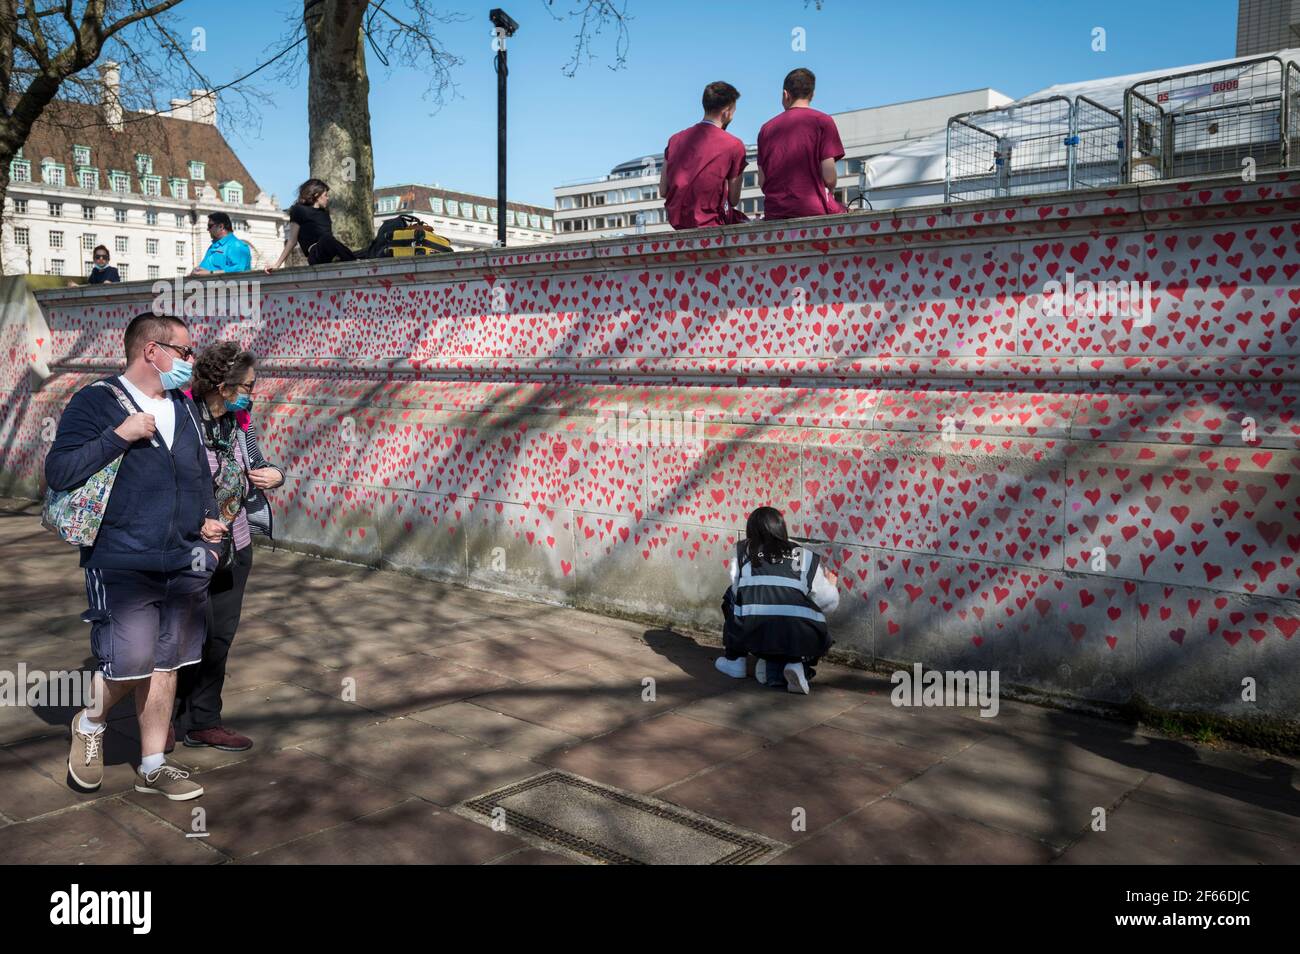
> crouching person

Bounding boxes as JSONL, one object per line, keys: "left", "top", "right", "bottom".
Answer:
{"left": 715, "top": 506, "right": 839, "bottom": 694}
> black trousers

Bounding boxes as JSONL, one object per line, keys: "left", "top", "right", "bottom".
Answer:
{"left": 178, "top": 544, "right": 253, "bottom": 731}
{"left": 307, "top": 236, "right": 357, "bottom": 265}
{"left": 721, "top": 589, "right": 821, "bottom": 678}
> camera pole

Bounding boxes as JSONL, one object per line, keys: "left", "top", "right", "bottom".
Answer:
{"left": 491, "top": 10, "right": 518, "bottom": 248}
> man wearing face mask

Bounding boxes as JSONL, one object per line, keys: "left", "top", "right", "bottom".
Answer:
{"left": 660, "top": 81, "right": 750, "bottom": 230}
{"left": 46, "top": 312, "right": 227, "bottom": 803}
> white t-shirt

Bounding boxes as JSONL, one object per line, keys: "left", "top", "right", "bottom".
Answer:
{"left": 118, "top": 374, "right": 176, "bottom": 449}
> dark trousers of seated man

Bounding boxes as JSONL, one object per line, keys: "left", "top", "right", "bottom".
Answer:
{"left": 177, "top": 545, "right": 253, "bottom": 731}
{"left": 721, "top": 590, "right": 819, "bottom": 684}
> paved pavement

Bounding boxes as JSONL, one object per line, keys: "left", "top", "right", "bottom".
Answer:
{"left": 0, "top": 498, "right": 1296, "bottom": 864}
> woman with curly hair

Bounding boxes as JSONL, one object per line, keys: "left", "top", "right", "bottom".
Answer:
{"left": 175, "top": 341, "right": 284, "bottom": 751}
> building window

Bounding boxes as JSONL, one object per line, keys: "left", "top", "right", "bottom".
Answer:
{"left": 475, "top": 204, "right": 488, "bottom": 221}
{"left": 543, "top": 216, "right": 552, "bottom": 230}
{"left": 82, "top": 204, "right": 95, "bottom": 220}
{"left": 73, "top": 145, "right": 90, "bottom": 166}
{"left": 529, "top": 214, "right": 541, "bottom": 229}
{"left": 109, "top": 171, "right": 129, "bottom": 193}
{"left": 50, "top": 259, "right": 64, "bottom": 275}
{"left": 428, "top": 197, "right": 443, "bottom": 214}
{"left": 446, "top": 199, "right": 459, "bottom": 216}
{"left": 118, "top": 263, "right": 129, "bottom": 280}
{"left": 148, "top": 265, "right": 160, "bottom": 279}
{"left": 174, "top": 214, "right": 185, "bottom": 228}
{"left": 188, "top": 160, "right": 205, "bottom": 180}
{"left": 146, "top": 238, "right": 159, "bottom": 256}
{"left": 135, "top": 154, "right": 152, "bottom": 175}
{"left": 220, "top": 182, "right": 243, "bottom": 204}
{"left": 14, "top": 227, "right": 29, "bottom": 247}
{"left": 77, "top": 168, "right": 99, "bottom": 190}
{"left": 10, "top": 158, "right": 30, "bottom": 183}
{"left": 234, "top": 219, "right": 249, "bottom": 231}
{"left": 142, "top": 176, "right": 161, "bottom": 197}
{"left": 557, "top": 196, "right": 573, "bottom": 210}
{"left": 115, "top": 208, "right": 127, "bottom": 223}
{"left": 175, "top": 240, "right": 186, "bottom": 257}
{"left": 489, "top": 207, "right": 498, "bottom": 222}
{"left": 505, "top": 210, "right": 515, "bottom": 226}
{"left": 42, "top": 162, "right": 65, "bottom": 186}
{"left": 13, "top": 199, "right": 27, "bottom": 215}
{"left": 145, "top": 210, "right": 158, "bottom": 226}
{"left": 81, "top": 233, "right": 96, "bottom": 250}
{"left": 376, "top": 196, "right": 398, "bottom": 214}
{"left": 176, "top": 267, "right": 186, "bottom": 277}
{"left": 48, "top": 202, "right": 62, "bottom": 217}
{"left": 169, "top": 178, "right": 187, "bottom": 200}
{"left": 115, "top": 236, "right": 128, "bottom": 254}
{"left": 84, "top": 260, "right": 93, "bottom": 274}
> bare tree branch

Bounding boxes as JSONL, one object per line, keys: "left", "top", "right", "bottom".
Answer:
{"left": 544, "top": 0, "right": 631, "bottom": 77}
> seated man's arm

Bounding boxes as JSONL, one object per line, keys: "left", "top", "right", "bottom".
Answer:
{"left": 727, "top": 174, "right": 743, "bottom": 210}
{"left": 821, "top": 157, "right": 838, "bottom": 191}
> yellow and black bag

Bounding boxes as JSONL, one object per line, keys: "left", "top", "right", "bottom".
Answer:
{"left": 368, "top": 214, "right": 452, "bottom": 257}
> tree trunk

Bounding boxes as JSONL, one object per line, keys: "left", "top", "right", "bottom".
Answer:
{"left": 305, "top": 0, "right": 375, "bottom": 250}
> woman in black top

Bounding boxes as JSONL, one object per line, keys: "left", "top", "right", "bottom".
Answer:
{"left": 266, "top": 178, "right": 356, "bottom": 269}
{"left": 87, "top": 245, "right": 120, "bottom": 283}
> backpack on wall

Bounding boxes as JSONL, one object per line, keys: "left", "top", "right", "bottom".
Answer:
{"left": 368, "top": 214, "right": 452, "bottom": 258}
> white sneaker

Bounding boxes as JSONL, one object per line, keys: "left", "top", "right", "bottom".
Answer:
{"left": 754, "top": 658, "right": 767, "bottom": 684}
{"left": 784, "top": 662, "right": 810, "bottom": 695}
{"left": 714, "top": 656, "right": 746, "bottom": 678}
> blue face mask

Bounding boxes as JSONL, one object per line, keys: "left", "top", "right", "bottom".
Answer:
{"left": 225, "top": 394, "right": 252, "bottom": 412}
{"left": 151, "top": 356, "right": 193, "bottom": 391}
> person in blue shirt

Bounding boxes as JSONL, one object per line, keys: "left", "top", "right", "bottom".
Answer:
{"left": 192, "top": 212, "right": 252, "bottom": 275}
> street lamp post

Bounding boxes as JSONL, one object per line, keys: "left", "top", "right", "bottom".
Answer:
{"left": 490, "top": 9, "right": 518, "bottom": 248}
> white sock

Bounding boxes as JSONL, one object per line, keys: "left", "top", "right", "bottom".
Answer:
{"left": 78, "top": 711, "right": 105, "bottom": 735}
{"left": 139, "top": 752, "right": 165, "bottom": 775}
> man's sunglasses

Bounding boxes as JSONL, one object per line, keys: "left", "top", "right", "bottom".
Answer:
{"left": 93, "top": 254, "right": 108, "bottom": 261}
{"left": 151, "top": 340, "right": 196, "bottom": 361}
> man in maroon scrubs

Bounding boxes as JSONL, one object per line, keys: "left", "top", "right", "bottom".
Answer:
{"left": 757, "top": 68, "right": 848, "bottom": 220}
{"left": 661, "top": 81, "right": 749, "bottom": 230}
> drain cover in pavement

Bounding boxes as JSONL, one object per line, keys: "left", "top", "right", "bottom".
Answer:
{"left": 462, "top": 771, "right": 780, "bottom": 865}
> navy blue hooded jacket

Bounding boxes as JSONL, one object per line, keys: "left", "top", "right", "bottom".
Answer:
{"left": 44, "top": 375, "right": 218, "bottom": 572}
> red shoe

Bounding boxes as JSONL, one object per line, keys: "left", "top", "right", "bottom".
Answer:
{"left": 184, "top": 726, "right": 253, "bottom": 752}
{"left": 165, "top": 724, "right": 175, "bottom": 754}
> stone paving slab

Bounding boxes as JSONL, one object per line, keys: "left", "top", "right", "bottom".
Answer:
{"left": 0, "top": 500, "right": 1297, "bottom": 864}
{"left": 771, "top": 796, "right": 1056, "bottom": 865}
{"left": 245, "top": 799, "right": 528, "bottom": 864}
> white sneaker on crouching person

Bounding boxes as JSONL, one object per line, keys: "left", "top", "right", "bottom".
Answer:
{"left": 714, "top": 656, "right": 747, "bottom": 678}
{"left": 754, "top": 658, "right": 767, "bottom": 684}
{"left": 784, "top": 662, "right": 810, "bottom": 695}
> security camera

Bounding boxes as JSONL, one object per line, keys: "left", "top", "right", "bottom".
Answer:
{"left": 489, "top": 9, "right": 518, "bottom": 36}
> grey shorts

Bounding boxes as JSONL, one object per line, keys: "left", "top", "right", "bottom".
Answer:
{"left": 82, "top": 566, "right": 213, "bottom": 681}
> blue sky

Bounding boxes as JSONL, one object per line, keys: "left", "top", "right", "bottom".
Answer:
{"left": 176, "top": 0, "right": 1236, "bottom": 208}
